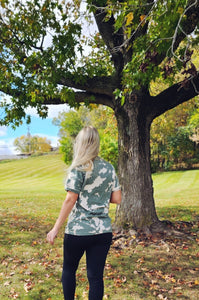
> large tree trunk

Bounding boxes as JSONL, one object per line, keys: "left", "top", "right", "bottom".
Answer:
{"left": 114, "top": 94, "right": 159, "bottom": 229}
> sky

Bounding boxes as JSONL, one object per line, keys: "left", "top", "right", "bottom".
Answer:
{"left": 0, "top": 104, "right": 68, "bottom": 155}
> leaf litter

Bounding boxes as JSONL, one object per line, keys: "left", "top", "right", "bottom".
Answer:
{"left": 103, "top": 219, "right": 199, "bottom": 299}
{"left": 1, "top": 212, "right": 199, "bottom": 299}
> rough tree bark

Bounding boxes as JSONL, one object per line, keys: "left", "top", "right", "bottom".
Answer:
{"left": 114, "top": 93, "right": 159, "bottom": 229}
{"left": 112, "top": 71, "right": 199, "bottom": 230}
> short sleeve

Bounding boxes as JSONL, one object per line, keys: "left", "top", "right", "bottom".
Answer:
{"left": 112, "top": 168, "right": 120, "bottom": 192}
{"left": 65, "top": 168, "right": 85, "bottom": 194}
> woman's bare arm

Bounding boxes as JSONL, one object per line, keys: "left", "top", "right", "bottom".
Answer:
{"left": 46, "top": 191, "right": 78, "bottom": 245}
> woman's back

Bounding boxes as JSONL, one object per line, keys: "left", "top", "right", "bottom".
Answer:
{"left": 65, "top": 157, "right": 120, "bottom": 235}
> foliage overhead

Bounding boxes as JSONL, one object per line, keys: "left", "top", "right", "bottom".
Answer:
{"left": 0, "top": 0, "right": 199, "bottom": 127}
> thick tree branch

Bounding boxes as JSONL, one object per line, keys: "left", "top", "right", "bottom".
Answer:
{"left": 91, "top": 1, "right": 124, "bottom": 74}
{"left": 42, "top": 91, "right": 114, "bottom": 109}
{"left": 57, "top": 74, "right": 119, "bottom": 97}
{"left": 92, "top": 1, "right": 154, "bottom": 69}
{"left": 0, "top": 84, "right": 114, "bottom": 110}
{"left": 150, "top": 72, "right": 199, "bottom": 120}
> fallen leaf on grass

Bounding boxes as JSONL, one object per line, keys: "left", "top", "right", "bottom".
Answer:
{"left": 121, "top": 276, "right": 127, "bottom": 283}
{"left": 2, "top": 260, "right": 8, "bottom": 266}
{"left": 157, "top": 294, "right": 168, "bottom": 300}
{"left": 143, "top": 280, "right": 150, "bottom": 286}
{"left": 79, "top": 277, "right": 86, "bottom": 282}
{"left": 150, "top": 283, "right": 160, "bottom": 290}
{"left": 136, "top": 257, "right": 145, "bottom": 264}
{"left": 194, "top": 280, "right": 199, "bottom": 285}
{"left": 114, "top": 275, "right": 127, "bottom": 287}
{"left": 24, "top": 281, "right": 34, "bottom": 292}
{"left": 24, "top": 270, "right": 32, "bottom": 275}
{"left": 11, "top": 293, "right": 19, "bottom": 299}
{"left": 107, "top": 272, "right": 115, "bottom": 278}
{"left": 38, "top": 280, "right": 44, "bottom": 283}
{"left": 10, "top": 288, "right": 19, "bottom": 299}
{"left": 176, "top": 293, "right": 183, "bottom": 297}
{"left": 45, "top": 273, "right": 54, "bottom": 278}
{"left": 171, "top": 267, "right": 182, "bottom": 271}
{"left": 31, "top": 241, "right": 38, "bottom": 246}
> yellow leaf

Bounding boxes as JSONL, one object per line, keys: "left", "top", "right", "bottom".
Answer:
{"left": 177, "top": 7, "right": 184, "bottom": 14}
{"left": 140, "top": 14, "right": 146, "bottom": 26}
{"left": 0, "top": 0, "right": 6, "bottom": 8}
{"left": 126, "top": 12, "right": 134, "bottom": 26}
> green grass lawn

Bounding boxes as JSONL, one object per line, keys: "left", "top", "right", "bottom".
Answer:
{"left": 153, "top": 169, "right": 199, "bottom": 223}
{"left": 0, "top": 154, "right": 198, "bottom": 299}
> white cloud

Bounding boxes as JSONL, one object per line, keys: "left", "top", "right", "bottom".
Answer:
{"left": 0, "top": 93, "right": 12, "bottom": 103}
{"left": 25, "top": 104, "right": 69, "bottom": 119}
{"left": 0, "top": 146, "right": 12, "bottom": 155}
{"left": 47, "top": 104, "right": 69, "bottom": 119}
{"left": 0, "top": 126, "right": 7, "bottom": 137}
{"left": 0, "top": 138, "right": 18, "bottom": 155}
{"left": 24, "top": 107, "right": 38, "bottom": 118}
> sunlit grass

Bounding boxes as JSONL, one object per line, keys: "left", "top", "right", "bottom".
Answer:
{"left": 153, "top": 169, "right": 199, "bottom": 206}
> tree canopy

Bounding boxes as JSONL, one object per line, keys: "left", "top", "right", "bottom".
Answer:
{"left": 0, "top": 0, "right": 198, "bottom": 127}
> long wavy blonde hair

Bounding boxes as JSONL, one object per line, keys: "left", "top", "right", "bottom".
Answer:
{"left": 68, "top": 126, "right": 100, "bottom": 172}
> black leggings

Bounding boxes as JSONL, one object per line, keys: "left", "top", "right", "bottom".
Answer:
{"left": 62, "top": 232, "right": 112, "bottom": 300}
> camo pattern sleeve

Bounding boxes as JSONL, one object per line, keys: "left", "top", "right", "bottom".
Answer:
{"left": 65, "top": 157, "right": 120, "bottom": 236}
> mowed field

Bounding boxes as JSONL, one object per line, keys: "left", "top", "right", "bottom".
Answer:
{"left": 0, "top": 154, "right": 199, "bottom": 299}
{"left": 0, "top": 154, "right": 67, "bottom": 220}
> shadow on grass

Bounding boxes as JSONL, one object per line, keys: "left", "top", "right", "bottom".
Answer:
{"left": 156, "top": 206, "right": 199, "bottom": 224}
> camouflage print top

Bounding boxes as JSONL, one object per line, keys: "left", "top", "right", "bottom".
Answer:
{"left": 65, "top": 157, "right": 120, "bottom": 236}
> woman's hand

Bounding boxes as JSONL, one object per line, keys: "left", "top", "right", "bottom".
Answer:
{"left": 46, "top": 228, "right": 58, "bottom": 245}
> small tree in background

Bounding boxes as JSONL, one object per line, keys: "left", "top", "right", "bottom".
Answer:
{"left": 14, "top": 135, "right": 51, "bottom": 154}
